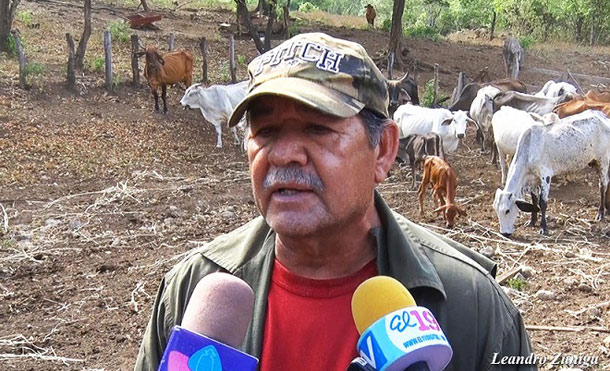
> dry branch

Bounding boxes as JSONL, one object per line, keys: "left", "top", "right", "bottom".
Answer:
{"left": 0, "top": 203, "right": 7, "bottom": 234}
{"left": 526, "top": 324, "right": 609, "bottom": 333}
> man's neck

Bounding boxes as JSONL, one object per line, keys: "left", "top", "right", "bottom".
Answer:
{"left": 274, "top": 209, "right": 380, "bottom": 280}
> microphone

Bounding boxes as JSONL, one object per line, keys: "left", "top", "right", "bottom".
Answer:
{"left": 350, "top": 276, "right": 452, "bottom": 371}
{"left": 347, "top": 357, "right": 377, "bottom": 370}
{"left": 158, "top": 272, "right": 259, "bottom": 371}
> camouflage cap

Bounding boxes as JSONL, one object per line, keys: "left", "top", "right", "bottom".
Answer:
{"left": 228, "top": 32, "right": 389, "bottom": 127}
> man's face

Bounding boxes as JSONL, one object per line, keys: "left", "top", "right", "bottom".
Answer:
{"left": 247, "top": 96, "right": 379, "bottom": 237}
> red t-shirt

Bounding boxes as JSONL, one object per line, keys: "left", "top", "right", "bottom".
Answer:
{"left": 260, "top": 258, "right": 377, "bottom": 371}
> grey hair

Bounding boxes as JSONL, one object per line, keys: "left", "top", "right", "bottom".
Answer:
{"left": 358, "top": 108, "right": 391, "bottom": 148}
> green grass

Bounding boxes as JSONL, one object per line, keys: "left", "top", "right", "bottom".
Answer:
{"left": 25, "top": 62, "right": 45, "bottom": 76}
{"left": 518, "top": 35, "right": 535, "bottom": 50}
{"left": 507, "top": 277, "right": 528, "bottom": 292}
{"left": 237, "top": 55, "right": 247, "bottom": 66}
{"left": 17, "top": 10, "right": 34, "bottom": 27}
{"left": 92, "top": 56, "right": 105, "bottom": 72}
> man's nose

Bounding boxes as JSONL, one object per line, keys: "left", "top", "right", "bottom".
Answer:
{"left": 267, "top": 133, "right": 308, "bottom": 167}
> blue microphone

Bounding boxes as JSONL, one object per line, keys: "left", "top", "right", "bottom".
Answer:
{"left": 157, "top": 273, "right": 259, "bottom": 371}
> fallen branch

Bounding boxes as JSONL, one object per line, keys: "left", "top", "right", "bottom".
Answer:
{"left": 497, "top": 266, "right": 523, "bottom": 285}
{"left": 525, "top": 324, "right": 609, "bottom": 333}
{"left": 0, "top": 203, "right": 7, "bottom": 234}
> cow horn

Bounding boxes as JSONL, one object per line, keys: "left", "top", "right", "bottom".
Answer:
{"left": 399, "top": 71, "right": 410, "bottom": 83}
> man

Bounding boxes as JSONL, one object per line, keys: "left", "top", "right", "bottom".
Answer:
{"left": 135, "top": 33, "right": 534, "bottom": 370}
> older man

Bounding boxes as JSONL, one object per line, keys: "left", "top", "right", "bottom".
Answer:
{"left": 135, "top": 33, "right": 534, "bottom": 371}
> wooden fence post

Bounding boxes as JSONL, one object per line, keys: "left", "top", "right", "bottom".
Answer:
{"left": 200, "top": 37, "right": 207, "bottom": 84}
{"left": 11, "top": 30, "right": 27, "bottom": 89}
{"left": 433, "top": 63, "right": 439, "bottom": 106}
{"left": 450, "top": 71, "right": 465, "bottom": 104}
{"left": 131, "top": 34, "right": 140, "bottom": 86}
{"left": 229, "top": 34, "right": 236, "bottom": 83}
{"left": 66, "top": 33, "right": 76, "bottom": 91}
{"left": 104, "top": 30, "right": 113, "bottom": 91}
{"left": 169, "top": 33, "right": 174, "bottom": 51}
{"left": 387, "top": 52, "right": 395, "bottom": 80}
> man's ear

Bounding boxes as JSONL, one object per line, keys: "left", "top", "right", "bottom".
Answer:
{"left": 375, "top": 121, "right": 399, "bottom": 184}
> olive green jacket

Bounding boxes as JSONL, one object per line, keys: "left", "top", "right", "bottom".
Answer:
{"left": 135, "top": 193, "right": 535, "bottom": 370}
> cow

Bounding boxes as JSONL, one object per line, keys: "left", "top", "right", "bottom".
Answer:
{"left": 180, "top": 81, "right": 248, "bottom": 148}
{"left": 502, "top": 36, "right": 524, "bottom": 79}
{"left": 491, "top": 106, "right": 559, "bottom": 184}
{"left": 137, "top": 46, "right": 193, "bottom": 114}
{"left": 418, "top": 156, "right": 466, "bottom": 228}
{"left": 393, "top": 104, "right": 476, "bottom": 153}
{"left": 534, "top": 80, "right": 578, "bottom": 98}
{"left": 387, "top": 72, "right": 419, "bottom": 117}
{"left": 396, "top": 133, "right": 444, "bottom": 189}
{"left": 493, "top": 110, "right": 610, "bottom": 236}
{"left": 448, "top": 79, "right": 527, "bottom": 112}
{"left": 469, "top": 85, "right": 501, "bottom": 153}
{"left": 365, "top": 4, "right": 376, "bottom": 27}
{"left": 492, "top": 90, "right": 575, "bottom": 115}
{"left": 554, "top": 90, "right": 610, "bottom": 118}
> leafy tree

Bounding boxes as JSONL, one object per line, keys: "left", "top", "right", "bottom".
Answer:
{"left": 0, "top": 0, "right": 21, "bottom": 54}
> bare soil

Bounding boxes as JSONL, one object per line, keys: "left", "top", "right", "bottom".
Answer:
{"left": 1, "top": 1, "right": 609, "bottom": 370}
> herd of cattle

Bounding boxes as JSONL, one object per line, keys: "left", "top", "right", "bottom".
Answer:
{"left": 135, "top": 44, "right": 610, "bottom": 238}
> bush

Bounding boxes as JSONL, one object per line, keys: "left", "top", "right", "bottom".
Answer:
{"left": 518, "top": 35, "right": 535, "bottom": 50}
{"left": 25, "top": 63, "right": 45, "bottom": 76}
{"left": 405, "top": 24, "right": 441, "bottom": 41}
{"left": 92, "top": 56, "right": 105, "bottom": 72}
{"left": 17, "top": 10, "right": 34, "bottom": 27}
{"left": 298, "top": 2, "right": 320, "bottom": 12}
{"left": 507, "top": 277, "right": 528, "bottom": 292}
{"left": 381, "top": 18, "right": 392, "bottom": 32}
{"left": 421, "top": 79, "right": 449, "bottom": 108}
{"left": 237, "top": 55, "right": 247, "bottom": 66}
{"left": 108, "top": 20, "right": 130, "bottom": 43}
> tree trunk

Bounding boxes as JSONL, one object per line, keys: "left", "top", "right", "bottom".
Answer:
{"left": 66, "top": 33, "right": 76, "bottom": 91}
{"left": 254, "top": 0, "right": 268, "bottom": 16}
{"left": 131, "top": 34, "right": 140, "bottom": 86}
{"left": 235, "top": 0, "right": 265, "bottom": 54}
{"left": 74, "top": 0, "right": 91, "bottom": 70}
{"left": 229, "top": 34, "right": 236, "bottom": 83}
{"left": 388, "top": 0, "right": 406, "bottom": 68}
{"left": 489, "top": 10, "right": 496, "bottom": 41}
{"left": 140, "top": 0, "right": 149, "bottom": 11}
{"left": 0, "top": 0, "right": 21, "bottom": 53}
{"left": 282, "top": 2, "right": 290, "bottom": 39}
{"left": 263, "top": 3, "right": 275, "bottom": 51}
{"left": 200, "top": 37, "right": 208, "bottom": 84}
{"left": 12, "top": 29, "right": 26, "bottom": 88}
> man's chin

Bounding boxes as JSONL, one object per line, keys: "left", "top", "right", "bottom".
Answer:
{"left": 265, "top": 214, "right": 327, "bottom": 237}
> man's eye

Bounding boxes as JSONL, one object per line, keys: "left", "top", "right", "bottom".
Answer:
{"left": 308, "top": 125, "right": 331, "bottom": 134}
{"left": 253, "top": 127, "right": 275, "bottom": 137}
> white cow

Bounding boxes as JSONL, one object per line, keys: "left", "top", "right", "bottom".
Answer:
{"left": 534, "top": 80, "right": 578, "bottom": 98}
{"left": 493, "top": 110, "right": 610, "bottom": 236}
{"left": 491, "top": 106, "right": 559, "bottom": 184}
{"left": 180, "top": 81, "right": 248, "bottom": 148}
{"left": 393, "top": 104, "right": 475, "bottom": 153}
{"left": 469, "top": 85, "right": 501, "bottom": 153}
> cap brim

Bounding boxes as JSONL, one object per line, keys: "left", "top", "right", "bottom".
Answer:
{"left": 228, "top": 77, "right": 365, "bottom": 127}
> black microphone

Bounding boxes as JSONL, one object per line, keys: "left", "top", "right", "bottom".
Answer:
{"left": 347, "top": 357, "right": 377, "bottom": 370}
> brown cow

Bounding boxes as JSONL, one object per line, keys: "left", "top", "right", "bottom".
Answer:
{"left": 554, "top": 90, "right": 610, "bottom": 118}
{"left": 396, "top": 133, "right": 444, "bottom": 189}
{"left": 365, "top": 4, "right": 376, "bottom": 28}
{"left": 137, "top": 46, "right": 194, "bottom": 113}
{"left": 418, "top": 156, "right": 466, "bottom": 227}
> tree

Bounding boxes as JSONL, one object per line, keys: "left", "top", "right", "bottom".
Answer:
{"left": 74, "top": 0, "right": 92, "bottom": 70}
{"left": 388, "top": 0, "right": 406, "bottom": 67}
{"left": 0, "top": 0, "right": 21, "bottom": 53}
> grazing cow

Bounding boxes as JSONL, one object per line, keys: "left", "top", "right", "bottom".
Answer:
{"left": 493, "top": 90, "right": 575, "bottom": 115}
{"left": 393, "top": 104, "right": 476, "bottom": 153}
{"left": 491, "top": 106, "right": 559, "bottom": 184}
{"left": 396, "top": 133, "right": 444, "bottom": 189}
{"left": 418, "top": 156, "right": 466, "bottom": 228}
{"left": 554, "top": 90, "right": 610, "bottom": 118}
{"left": 534, "top": 80, "right": 578, "bottom": 98}
{"left": 448, "top": 79, "right": 527, "bottom": 112}
{"left": 365, "top": 4, "right": 376, "bottom": 27}
{"left": 469, "top": 85, "right": 501, "bottom": 153}
{"left": 180, "top": 81, "right": 248, "bottom": 148}
{"left": 138, "top": 46, "right": 194, "bottom": 113}
{"left": 502, "top": 36, "right": 524, "bottom": 79}
{"left": 493, "top": 110, "right": 610, "bottom": 236}
{"left": 387, "top": 72, "right": 419, "bottom": 117}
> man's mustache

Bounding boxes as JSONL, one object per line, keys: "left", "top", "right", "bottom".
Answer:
{"left": 263, "top": 166, "right": 325, "bottom": 193}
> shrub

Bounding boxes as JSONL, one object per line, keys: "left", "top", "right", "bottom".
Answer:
{"left": 92, "top": 56, "right": 105, "bottom": 72}
{"left": 420, "top": 79, "right": 448, "bottom": 108}
{"left": 507, "top": 277, "right": 528, "bottom": 292}
{"left": 298, "top": 2, "right": 320, "bottom": 12}
{"left": 381, "top": 18, "right": 392, "bottom": 32}
{"left": 108, "top": 20, "right": 130, "bottom": 43}
{"left": 518, "top": 35, "right": 535, "bottom": 50}
{"left": 25, "top": 62, "right": 45, "bottom": 76}
{"left": 17, "top": 10, "right": 34, "bottom": 27}
{"left": 405, "top": 24, "right": 441, "bottom": 41}
{"left": 237, "top": 55, "right": 247, "bottom": 66}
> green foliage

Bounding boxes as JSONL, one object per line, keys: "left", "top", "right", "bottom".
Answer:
{"left": 108, "top": 20, "right": 130, "bottom": 43}
{"left": 518, "top": 35, "right": 535, "bottom": 50}
{"left": 289, "top": 22, "right": 301, "bottom": 36}
{"left": 298, "top": 2, "right": 320, "bottom": 12}
{"left": 92, "top": 56, "right": 105, "bottom": 72}
{"left": 25, "top": 63, "right": 45, "bottom": 76}
{"left": 17, "top": 10, "right": 34, "bottom": 27}
{"left": 421, "top": 79, "right": 448, "bottom": 107}
{"left": 405, "top": 24, "right": 441, "bottom": 41}
{"left": 507, "top": 277, "right": 528, "bottom": 292}
{"left": 381, "top": 18, "right": 392, "bottom": 32}
{"left": 219, "top": 64, "right": 230, "bottom": 82}
{"left": 237, "top": 55, "right": 247, "bottom": 66}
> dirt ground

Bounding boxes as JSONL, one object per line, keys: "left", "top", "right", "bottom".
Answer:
{"left": 1, "top": 1, "right": 609, "bottom": 370}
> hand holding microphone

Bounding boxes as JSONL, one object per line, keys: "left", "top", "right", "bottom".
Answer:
{"left": 158, "top": 272, "right": 259, "bottom": 371}
{"left": 350, "top": 276, "right": 452, "bottom": 371}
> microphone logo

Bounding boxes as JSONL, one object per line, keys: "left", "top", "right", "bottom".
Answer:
{"left": 359, "top": 331, "right": 388, "bottom": 369}
{"left": 168, "top": 345, "right": 222, "bottom": 371}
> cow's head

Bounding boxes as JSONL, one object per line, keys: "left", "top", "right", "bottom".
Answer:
{"left": 446, "top": 110, "right": 476, "bottom": 139}
{"left": 493, "top": 189, "right": 539, "bottom": 237}
{"left": 387, "top": 72, "right": 415, "bottom": 117}
{"left": 434, "top": 203, "right": 466, "bottom": 228}
{"left": 180, "top": 84, "right": 203, "bottom": 110}
{"left": 141, "top": 46, "right": 164, "bottom": 67}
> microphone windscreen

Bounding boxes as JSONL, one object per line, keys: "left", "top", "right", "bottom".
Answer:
{"left": 181, "top": 272, "right": 255, "bottom": 349}
{"left": 351, "top": 276, "right": 416, "bottom": 334}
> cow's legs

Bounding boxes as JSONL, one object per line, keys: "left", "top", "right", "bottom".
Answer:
{"left": 231, "top": 126, "right": 240, "bottom": 145}
{"left": 539, "top": 175, "right": 551, "bottom": 235}
{"left": 153, "top": 89, "right": 160, "bottom": 112}
{"left": 213, "top": 122, "right": 223, "bottom": 148}
{"left": 596, "top": 161, "right": 609, "bottom": 220}
{"left": 161, "top": 85, "right": 168, "bottom": 114}
{"left": 524, "top": 192, "right": 538, "bottom": 228}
